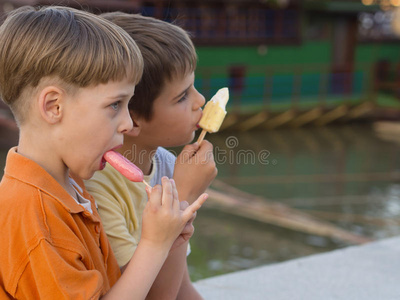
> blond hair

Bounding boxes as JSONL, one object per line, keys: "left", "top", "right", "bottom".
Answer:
{"left": 101, "top": 12, "right": 197, "bottom": 121}
{"left": 0, "top": 6, "right": 143, "bottom": 125}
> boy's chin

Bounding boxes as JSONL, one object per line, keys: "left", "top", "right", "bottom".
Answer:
{"left": 186, "top": 132, "right": 197, "bottom": 145}
{"left": 80, "top": 172, "right": 95, "bottom": 181}
{"left": 159, "top": 132, "right": 197, "bottom": 148}
{"left": 171, "top": 133, "right": 196, "bottom": 147}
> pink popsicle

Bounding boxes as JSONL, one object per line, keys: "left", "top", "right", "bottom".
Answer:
{"left": 103, "top": 150, "right": 144, "bottom": 182}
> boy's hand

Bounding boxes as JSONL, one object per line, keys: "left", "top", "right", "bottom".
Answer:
{"left": 174, "top": 141, "right": 217, "bottom": 204}
{"left": 170, "top": 201, "right": 196, "bottom": 252}
{"left": 140, "top": 177, "right": 208, "bottom": 251}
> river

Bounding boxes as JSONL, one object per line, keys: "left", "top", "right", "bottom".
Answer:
{"left": 187, "top": 122, "right": 400, "bottom": 280}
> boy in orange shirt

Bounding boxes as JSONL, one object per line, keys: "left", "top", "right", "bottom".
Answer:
{"left": 86, "top": 12, "right": 217, "bottom": 299}
{"left": 0, "top": 6, "right": 207, "bottom": 299}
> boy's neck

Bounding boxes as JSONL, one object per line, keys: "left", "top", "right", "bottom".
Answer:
{"left": 18, "top": 130, "right": 76, "bottom": 197}
{"left": 118, "top": 136, "right": 158, "bottom": 176}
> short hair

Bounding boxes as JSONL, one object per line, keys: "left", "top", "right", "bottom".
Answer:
{"left": 0, "top": 6, "right": 143, "bottom": 125}
{"left": 101, "top": 12, "right": 197, "bottom": 121}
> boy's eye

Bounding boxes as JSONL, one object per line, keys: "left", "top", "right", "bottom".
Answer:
{"left": 110, "top": 101, "right": 120, "bottom": 111}
{"left": 177, "top": 93, "right": 188, "bottom": 103}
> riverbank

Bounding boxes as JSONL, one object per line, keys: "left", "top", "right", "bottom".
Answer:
{"left": 194, "top": 235, "right": 400, "bottom": 299}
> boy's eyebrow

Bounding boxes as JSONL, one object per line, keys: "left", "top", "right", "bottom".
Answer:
{"left": 172, "top": 83, "right": 192, "bottom": 101}
{"left": 108, "top": 93, "right": 132, "bottom": 100}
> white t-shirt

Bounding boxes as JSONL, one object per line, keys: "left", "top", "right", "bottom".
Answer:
{"left": 70, "top": 177, "right": 94, "bottom": 214}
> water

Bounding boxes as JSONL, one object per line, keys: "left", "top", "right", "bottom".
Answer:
{"left": 1, "top": 122, "right": 400, "bottom": 281}
{"left": 187, "top": 123, "right": 400, "bottom": 280}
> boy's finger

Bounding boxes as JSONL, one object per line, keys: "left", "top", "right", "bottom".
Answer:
{"left": 181, "top": 221, "right": 194, "bottom": 237}
{"left": 185, "top": 142, "right": 200, "bottom": 153}
{"left": 145, "top": 186, "right": 152, "bottom": 198}
{"left": 196, "top": 140, "right": 213, "bottom": 154}
{"left": 161, "top": 177, "right": 173, "bottom": 207}
{"left": 187, "top": 210, "right": 197, "bottom": 224}
{"left": 193, "top": 140, "right": 214, "bottom": 161}
{"left": 179, "top": 143, "right": 199, "bottom": 160}
{"left": 170, "top": 179, "right": 179, "bottom": 202}
{"left": 148, "top": 184, "right": 162, "bottom": 206}
{"left": 182, "top": 193, "right": 208, "bottom": 221}
{"left": 170, "top": 179, "right": 180, "bottom": 211}
{"left": 179, "top": 200, "right": 189, "bottom": 211}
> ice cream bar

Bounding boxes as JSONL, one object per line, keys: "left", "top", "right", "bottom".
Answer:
{"left": 104, "top": 151, "right": 150, "bottom": 188}
{"left": 197, "top": 87, "right": 229, "bottom": 144}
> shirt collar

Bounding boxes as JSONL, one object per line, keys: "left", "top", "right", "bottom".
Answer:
{"left": 3, "top": 147, "right": 86, "bottom": 214}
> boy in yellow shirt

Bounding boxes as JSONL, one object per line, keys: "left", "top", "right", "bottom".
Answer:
{"left": 0, "top": 6, "right": 207, "bottom": 299}
{"left": 85, "top": 12, "right": 217, "bottom": 299}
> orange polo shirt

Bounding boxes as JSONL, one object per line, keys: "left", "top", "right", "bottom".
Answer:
{"left": 0, "top": 148, "right": 121, "bottom": 299}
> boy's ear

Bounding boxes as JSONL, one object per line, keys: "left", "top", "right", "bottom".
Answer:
{"left": 38, "top": 86, "right": 64, "bottom": 124}
{"left": 124, "top": 110, "right": 141, "bottom": 137}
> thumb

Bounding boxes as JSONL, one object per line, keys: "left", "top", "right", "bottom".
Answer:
{"left": 179, "top": 200, "right": 189, "bottom": 211}
{"left": 182, "top": 193, "right": 208, "bottom": 221}
{"left": 178, "top": 143, "right": 199, "bottom": 161}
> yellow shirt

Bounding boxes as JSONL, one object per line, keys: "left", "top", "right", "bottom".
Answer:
{"left": 85, "top": 147, "right": 176, "bottom": 267}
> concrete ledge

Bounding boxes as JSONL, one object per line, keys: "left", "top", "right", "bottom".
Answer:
{"left": 194, "top": 236, "right": 400, "bottom": 299}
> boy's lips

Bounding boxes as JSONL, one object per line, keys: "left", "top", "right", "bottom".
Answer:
{"left": 110, "top": 144, "right": 123, "bottom": 151}
{"left": 100, "top": 145, "right": 122, "bottom": 169}
{"left": 100, "top": 159, "right": 107, "bottom": 170}
{"left": 196, "top": 113, "right": 203, "bottom": 129}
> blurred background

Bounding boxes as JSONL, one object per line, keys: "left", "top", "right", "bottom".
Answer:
{"left": 1, "top": 0, "right": 400, "bottom": 281}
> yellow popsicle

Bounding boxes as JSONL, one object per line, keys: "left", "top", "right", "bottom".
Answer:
{"left": 197, "top": 87, "right": 229, "bottom": 144}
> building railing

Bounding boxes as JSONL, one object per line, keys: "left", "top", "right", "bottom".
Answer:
{"left": 195, "top": 62, "right": 399, "bottom": 114}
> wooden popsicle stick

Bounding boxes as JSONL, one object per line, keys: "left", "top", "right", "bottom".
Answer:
{"left": 196, "top": 129, "right": 207, "bottom": 145}
{"left": 143, "top": 180, "right": 151, "bottom": 188}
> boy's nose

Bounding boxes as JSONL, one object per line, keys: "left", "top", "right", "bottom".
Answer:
{"left": 193, "top": 89, "right": 205, "bottom": 110}
{"left": 119, "top": 108, "right": 133, "bottom": 134}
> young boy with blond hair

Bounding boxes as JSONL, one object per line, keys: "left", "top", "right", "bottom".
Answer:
{"left": 85, "top": 12, "right": 217, "bottom": 299}
{"left": 0, "top": 6, "right": 207, "bottom": 299}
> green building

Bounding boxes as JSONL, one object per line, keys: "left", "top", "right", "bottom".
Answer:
{"left": 2, "top": 0, "right": 399, "bottom": 128}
